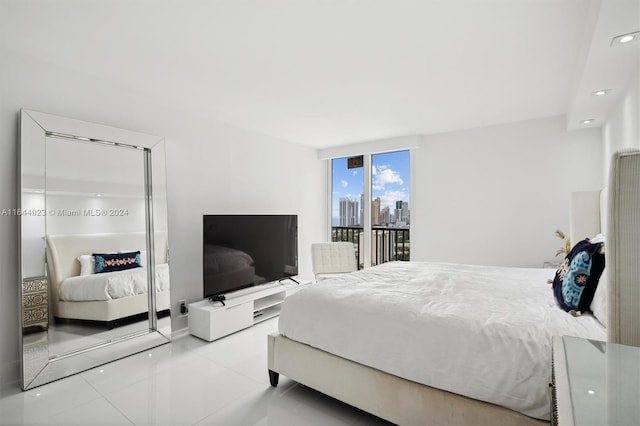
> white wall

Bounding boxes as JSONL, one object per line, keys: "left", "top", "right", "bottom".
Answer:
{"left": 411, "top": 116, "right": 603, "bottom": 267}
{"left": 0, "top": 51, "right": 326, "bottom": 387}
{"left": 602, "top": 71, "right": 640, "bottom": 179}
{"left": 45, "top": 195, "right": 147, "bottom": 236}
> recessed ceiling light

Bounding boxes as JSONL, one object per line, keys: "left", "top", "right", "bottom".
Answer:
{"left": 581, "top": 119, "right": 595, "bottom": 125}
{"left": 611, "top": 31, "right": 639, "bottom": 46}
{"left": 591, "top": 89, "right": 609, "bottom": 97}
{"left": 96, "top": 193, "right": 103, "bottom": 197}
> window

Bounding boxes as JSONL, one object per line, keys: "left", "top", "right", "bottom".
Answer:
{"left": 371, "top": 151, "right": 411, "bottom": 265}
{"left": 331, "top": 150, "right": 411, "bottom": 268}
{"left": 331, "top": 156, "right": 365, "bottom": 267}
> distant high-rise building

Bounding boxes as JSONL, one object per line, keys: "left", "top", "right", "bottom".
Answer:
{"left": 395, "top": 200, "right": 410, "bottom": 226}
{"left": 372, "top": 197, "right": 381, "bottom": 225}
{"left": 380, "top": 206, "right": 391, "bottom": 225}
{"left": 339, "top": 197, "right": 360, "bottom": 226}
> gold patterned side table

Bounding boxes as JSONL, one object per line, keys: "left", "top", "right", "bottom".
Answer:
{"left": 22, "top": 276, "right": 48, "bottom": 331}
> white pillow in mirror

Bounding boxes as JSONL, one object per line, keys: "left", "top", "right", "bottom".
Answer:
{"left": 77, "top": 254, "right": 95, "bottom": 276}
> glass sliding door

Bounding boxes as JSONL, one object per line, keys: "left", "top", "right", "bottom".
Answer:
{"left": 330, "top": 150, "right": 411, "bottom": 269}
{"left": 371, "top": 150, "right": 411, "bottom": 265}
{"left": 331, "top": 156, "right": 365, "bottom": 268}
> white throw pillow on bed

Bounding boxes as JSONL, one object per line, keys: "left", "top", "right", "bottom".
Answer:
{"left": 591, "top": 267, "right": 607, "bottom": 327}
{"left": 77, "top": 255, "right": 95, "bottom": 275}
{"left": 589, "top": 233, "right": 606, "bottom": 327}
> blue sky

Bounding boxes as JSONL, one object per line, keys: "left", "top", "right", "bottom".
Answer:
{"left": 331, "top": 150, "right": 410, "bottom": 224}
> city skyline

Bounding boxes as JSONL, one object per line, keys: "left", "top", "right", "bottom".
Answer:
{"left": 332, "top": 150, "right": 410, "bottom": 227}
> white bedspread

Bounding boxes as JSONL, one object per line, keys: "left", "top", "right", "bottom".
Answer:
{"left": 278, "top": 261, "right": 606, "bottom": 420}
{"left": 60, "top": 263, "right": 170, "bottom": 301}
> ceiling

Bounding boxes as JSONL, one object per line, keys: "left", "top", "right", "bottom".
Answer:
{"left": 3, "top": 0, "right": 639, "bottom": 149}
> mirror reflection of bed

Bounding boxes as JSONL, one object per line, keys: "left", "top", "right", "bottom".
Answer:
{"left": 203, "top": 244, "right": 265, "bottom": 292}
{"left": 45, "top": 232, "right": 170, "bottom": 356}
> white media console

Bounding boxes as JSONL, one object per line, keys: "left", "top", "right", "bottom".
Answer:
{"left": 188, "top": 278, "right": 310, "bottom": 342}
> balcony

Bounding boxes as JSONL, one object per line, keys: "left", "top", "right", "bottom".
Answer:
{"left": 331, "top": 226, "right": 410, "bottom": 268}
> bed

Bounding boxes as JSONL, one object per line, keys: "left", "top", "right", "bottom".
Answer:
{"left": 268, "top": 150, "right": 640, "bottom": 426}
{"left": 46, "top": 231, "right": 170, "bottom": 326}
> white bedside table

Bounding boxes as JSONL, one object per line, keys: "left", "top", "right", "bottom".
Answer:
{"left": 552, "top": 335, "right": 640, "bottom": 425}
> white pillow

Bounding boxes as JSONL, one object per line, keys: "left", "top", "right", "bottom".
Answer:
{"left": 77, "top": 255, "right": 95, "bottom": 276}
{"left": 588, "top": 233, "right": 606, "bottom": 327}
{"left": 591, "top": 267, "right": 607, "bottom": 327}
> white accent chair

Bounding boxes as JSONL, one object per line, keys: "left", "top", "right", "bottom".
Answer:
{"left": 311, "top": 242, "right": 358, "bottom": 282}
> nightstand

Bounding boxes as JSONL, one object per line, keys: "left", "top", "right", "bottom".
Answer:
{"left": 22, "top": 276, "right": 48, "bottom": 331}
{"left": 552, "top": 335, "right": 640, "bottom": 425}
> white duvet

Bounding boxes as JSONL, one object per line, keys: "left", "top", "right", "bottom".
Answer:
{"left": 278, "top": 261, "right": 606, "bottom": 420}
{"left": 59, "top": 263, "right": 170, "bottom": 301}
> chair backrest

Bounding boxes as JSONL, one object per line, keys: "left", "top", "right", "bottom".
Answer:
{"left": 311, "top": 242, "right": 358, "bottom": 280}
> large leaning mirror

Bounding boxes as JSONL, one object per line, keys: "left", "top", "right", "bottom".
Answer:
{"left": 20, "top": 109, "right": 171, "bottom": 390}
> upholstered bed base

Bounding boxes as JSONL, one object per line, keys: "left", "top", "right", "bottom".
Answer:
{"left": 55, "top": 291, "right": 170, "bottom": 323}
{"left": 268, "top": 333, "right": 547, "bottom": 426}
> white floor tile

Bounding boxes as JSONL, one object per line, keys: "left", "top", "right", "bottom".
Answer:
{"left": 80, "top": 340, "right": 204, "bottom": 395}
{"left": 196, "top": 379, "right": 392, "bottom": 426}
{"left": 103, "top": 356, "right": 259, "bottom": 425}
{"left": 0, "top": 375, "right": 102, "bottom": 425}
{"left": 194, "top": 381, "right": 348, "bottom": 426}
{"left": 2, "top": 316, "right": 393, "bottom": 426}
{"left": 225, "top": 351, "right": 271, "bottom": 387}
{"left": 31, "top": 397, "right": 134, "bottom": 426}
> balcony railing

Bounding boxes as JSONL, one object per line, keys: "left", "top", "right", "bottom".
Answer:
{"left": 331, "top": 226, "right": 410, "bottom": 269}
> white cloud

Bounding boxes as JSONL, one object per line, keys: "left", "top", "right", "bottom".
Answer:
{"left": 372, "top": 165, "right": 403, "bottom": 190}
{"left": 378, "top": 190, "right": 408, "bottom": 210}
{"left": 341, "top": 179, "right": 349, "bottom": 188}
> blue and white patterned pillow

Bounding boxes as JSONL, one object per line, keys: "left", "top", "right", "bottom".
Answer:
{"left": 93, "top": 251, "right": 142, "bottom": 274}
{"left": 552, "top": 239, "right": 605, "bottom": 313}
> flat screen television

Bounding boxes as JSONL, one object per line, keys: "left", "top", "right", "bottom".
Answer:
{"left": 203, "top": 214, "right": 298, "bottom": 299}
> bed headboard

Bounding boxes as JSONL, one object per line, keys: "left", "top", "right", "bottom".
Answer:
{"left": 570, "top": 149, "right": 640, "bottom": 347}
{"left": 569, "top": 189, "right": 607, "bottom": 245}
{"left": 46, "top": 231, "right": 168, "bottom": 287}
{"left": 606, "top": 149, "right": 640, "bottom": 347}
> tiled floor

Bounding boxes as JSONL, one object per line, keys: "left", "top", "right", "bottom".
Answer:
{"left": 0, "top": 318, "right": 393, "bottom": 425}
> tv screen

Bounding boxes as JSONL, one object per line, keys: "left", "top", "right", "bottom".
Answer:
{"left": 203, "top": 214, "right": 298, "bottom": 298}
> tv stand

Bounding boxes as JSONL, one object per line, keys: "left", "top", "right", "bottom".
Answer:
{"left": 188, "top": 279, "right": 309, "bottom": 342}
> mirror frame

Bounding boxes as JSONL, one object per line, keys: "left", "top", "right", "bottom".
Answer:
{"left": 19, "top": 109, "right": 171, "bottom": 390}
